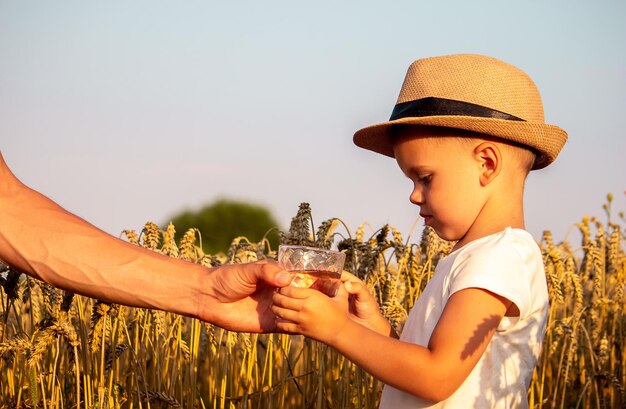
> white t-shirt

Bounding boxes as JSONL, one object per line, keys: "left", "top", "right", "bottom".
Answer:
{"left": 379, "top": 228, "right": 548, "bottom": 409}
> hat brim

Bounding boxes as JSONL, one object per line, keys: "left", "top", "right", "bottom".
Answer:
{"left": 353, "top": 115, "right": 568, "bottom": 170}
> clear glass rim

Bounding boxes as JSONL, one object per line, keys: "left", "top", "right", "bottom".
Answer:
{"left": 277, "top": 244, "right": 345, "bottom": 257}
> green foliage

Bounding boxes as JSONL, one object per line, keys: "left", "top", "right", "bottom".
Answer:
{"left": 166, "top": 198, "right": 280, "bottom": 254}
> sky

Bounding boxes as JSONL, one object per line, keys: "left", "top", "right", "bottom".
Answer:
{"left": 1, "top": 1, "right": 625, "bottom": 247}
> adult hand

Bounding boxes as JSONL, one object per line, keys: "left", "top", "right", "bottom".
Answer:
{"left": 200, "top": 260, "right": 293, "bottom": 332}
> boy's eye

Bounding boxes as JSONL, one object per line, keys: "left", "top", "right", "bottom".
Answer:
{"left": 416, "top": 174, "right": 432, "bottom": 184}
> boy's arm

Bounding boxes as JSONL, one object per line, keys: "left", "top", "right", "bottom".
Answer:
{"left": 273, "top": 286, "right": 509, "bottom": 401}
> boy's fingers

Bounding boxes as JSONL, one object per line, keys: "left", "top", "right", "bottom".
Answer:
{"left": 333, "top": 282, "right": 349, "bottom": 299}
{"left": 271, "top": 305, "right": 300, "bottom": 322}
{"left": 345, "top": 280, "right": 365, "bottom": 295}
{"left": 310, "top": 278, "right": 340, "bottom": 297}
{"left": 346, "top": 281, "right": 376, "bottom": 304}
{"left": 272, "top": 291, "right": 304, "bottom": 310}
{"left": 340, "top": 271, "right": 357, "bottom": 282}
{"left": 341, "top": 271, "right": 368, "bottom": 289}
{"left": 274, "top": 320, "right": 300, "bottom": 335}
{"left": 278, "top": 285, "right": 314, "bottom": 299}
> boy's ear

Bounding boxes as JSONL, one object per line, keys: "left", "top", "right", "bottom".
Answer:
{"left": 474, "top": 142, "right": 501, "bottom": 186}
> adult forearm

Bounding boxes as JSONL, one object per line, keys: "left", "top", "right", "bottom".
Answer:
{"left": 0, "top": 159, "right": 205, "bottom": 318}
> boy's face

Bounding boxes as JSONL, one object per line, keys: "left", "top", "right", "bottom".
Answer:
{"left": 392, "top": 127, "right": 486, "bottom": 243}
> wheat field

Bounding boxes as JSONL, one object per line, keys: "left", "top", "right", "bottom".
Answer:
{"left": 1, "top": 201, "right": 624, "bottom": 408}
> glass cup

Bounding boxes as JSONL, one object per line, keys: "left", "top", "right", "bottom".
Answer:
{"left": 277, "top": 245, "right": 346, "bottom": 289}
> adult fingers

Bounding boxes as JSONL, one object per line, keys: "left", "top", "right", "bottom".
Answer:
{"left": 239, "top": 260, "right": 292, "bottom": 288}
{"left": 258, "top": 260, "right": 293, "bottom": 287}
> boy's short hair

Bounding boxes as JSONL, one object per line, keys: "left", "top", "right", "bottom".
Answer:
{"left": 391, "top": 124, "right": 537, "bottom": 175}
{"left": 354, "top": 54, "right": 567, "bottom": 170}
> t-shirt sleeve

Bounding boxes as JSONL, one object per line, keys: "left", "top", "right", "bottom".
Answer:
{"left": 447, "top": 232, "right": 539, "bottom": 322}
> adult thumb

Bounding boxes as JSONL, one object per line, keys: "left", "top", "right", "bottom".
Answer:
{"left": 273, "top": 271, "right": 293, "bottom": 287}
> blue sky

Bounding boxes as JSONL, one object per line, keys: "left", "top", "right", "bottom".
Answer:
{"left": 1, "top": 1, "right": 625, "bottom": 245}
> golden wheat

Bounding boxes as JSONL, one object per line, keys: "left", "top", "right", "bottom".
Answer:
{"left": 1, "top": 202, "right": 624, "bottom": 408}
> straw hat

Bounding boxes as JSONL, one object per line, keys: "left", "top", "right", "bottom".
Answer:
{"left": 353, "top": 54, "right": 567, "bottom": 169}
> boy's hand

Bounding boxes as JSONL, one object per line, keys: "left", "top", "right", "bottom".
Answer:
{"left": 341, "top": 272, "right": 395, "bottom": 337}
{"left": 271, "top": 285, "right": 350, "bottom": 344}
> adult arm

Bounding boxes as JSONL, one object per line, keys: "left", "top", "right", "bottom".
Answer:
{"left": 0, "top": 151, "right": 291, "bottom": 332}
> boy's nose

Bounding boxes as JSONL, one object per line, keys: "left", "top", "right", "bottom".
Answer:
{"left": 409, "top": 188, "right": 424, "bottom": 205}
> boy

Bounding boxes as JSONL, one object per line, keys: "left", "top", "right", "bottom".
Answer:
{"left": 271, "top": 54, "right": 567, "bottom": 408}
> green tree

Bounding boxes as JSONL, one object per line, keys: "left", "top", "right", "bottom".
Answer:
{"left": 166, "top": 198, "right": 281, "bottom": 254}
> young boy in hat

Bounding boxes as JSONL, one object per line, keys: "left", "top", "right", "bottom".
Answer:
{"left": 271, "top": 54, "right": 567, "bottom": 408}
